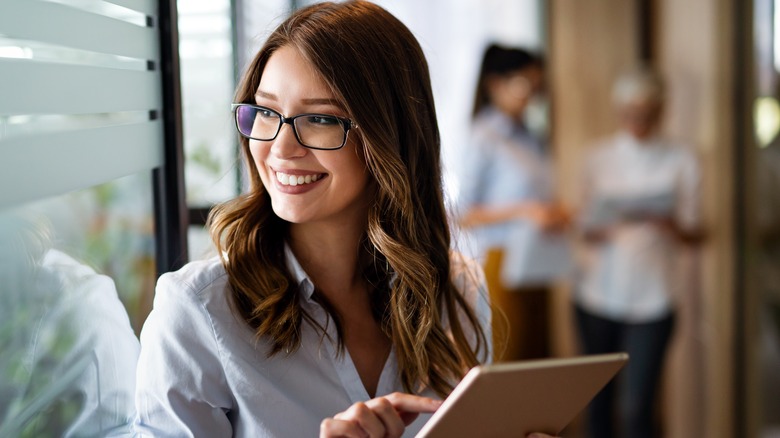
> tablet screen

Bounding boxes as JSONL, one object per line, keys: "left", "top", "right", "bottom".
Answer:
{"left": 415, "top": 353, "right": 628, "bottom": 438}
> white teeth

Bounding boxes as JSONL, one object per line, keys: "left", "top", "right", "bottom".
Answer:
{"left": 275, "top": 171, "right": 322, "bottom": 186}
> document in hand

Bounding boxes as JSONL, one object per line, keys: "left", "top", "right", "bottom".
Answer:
{"left": 500, "top": 221, "right": 572, "bottom": 288}
{"left": 415, "top": 353, "right": 628, "bottom": 438}
{"left": 581, "top": 191, "right": 675, "bottom": 229}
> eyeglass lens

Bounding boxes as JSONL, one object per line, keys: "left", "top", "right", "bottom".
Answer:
{"left": 235, "top": 105, "right": 347, "bottom": 150}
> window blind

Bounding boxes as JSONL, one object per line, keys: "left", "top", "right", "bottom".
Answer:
{"left": 0, "top": 0, "right": 164, "bottom": 209}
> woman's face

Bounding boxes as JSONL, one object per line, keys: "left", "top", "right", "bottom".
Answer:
{"left": 486, "top": 65, "right": 543, "bottom": 120}
{"left": 250, "top": 45, "right": 372, "bottom": 227}
{"left": 618, "top": 98, "right": 662, "bottom": 140}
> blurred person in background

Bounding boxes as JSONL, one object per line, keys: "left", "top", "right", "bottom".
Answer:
{"left": 0, "top": 211, "right": 139, "bottom": 437}
{"left": 457, "top": 44, "right": 569, "bottom": 361}
{"left": 574, "top": 66, "right": 704, "bottom": 438}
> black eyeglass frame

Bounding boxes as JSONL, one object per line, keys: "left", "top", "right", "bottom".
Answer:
{"left": 231, "top": 103, "right": 357, "bottom": 151}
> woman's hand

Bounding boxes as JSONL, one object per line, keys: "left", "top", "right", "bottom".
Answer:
{"left": 320, "top": 392, "right": 441, "bottom": 438}
{"left": 531, "top": 203, "right": 571, "bottom": 233}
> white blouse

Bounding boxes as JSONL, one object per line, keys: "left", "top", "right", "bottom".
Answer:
{"left": 134, "top": 247, "right": 491, "bottom": 437}
{"left": 575, "top": 132, "right": 702, "bottom": 322}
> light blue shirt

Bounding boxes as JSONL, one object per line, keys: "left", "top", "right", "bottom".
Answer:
{"left": 134, "top": 248, "right": 491, "bottom": 437}
{"left": 456, "top": 106, "right": 556, "bottom": 283}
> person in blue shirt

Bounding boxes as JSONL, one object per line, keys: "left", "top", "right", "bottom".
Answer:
{"left": 457, "top": 44, "right": 569, "bottom": 361}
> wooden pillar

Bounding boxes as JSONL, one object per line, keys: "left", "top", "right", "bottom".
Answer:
{"left": 548, "top": 0, "right": 738, "bottom": 436}
{"left": 655, "top": 0, "right": 736, "bottom": 436}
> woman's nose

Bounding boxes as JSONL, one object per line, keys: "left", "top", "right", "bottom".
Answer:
{"left": 270, "top": 123, "right": 308, "bottom": 159}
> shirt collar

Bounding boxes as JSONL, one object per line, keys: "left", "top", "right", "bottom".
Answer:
{"left": 616, "top": 130, "right": 664, "bottom": 152}
{"left": 283, "top": 243, "right": 399, "bottom": 300}
{"left": 284, "top": 244, "right": 316, "bottom": 301}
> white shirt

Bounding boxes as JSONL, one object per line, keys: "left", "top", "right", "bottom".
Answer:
{"left": 134, "top": 248, "right": 491, "bottom": 438}
{"left": 0, "top": 249, "right": 139, "bottom": 437}
{"left": 575, "top": 132, "right": 701, "bottom": 322}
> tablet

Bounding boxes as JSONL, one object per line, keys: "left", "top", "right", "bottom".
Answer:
{"left": 415, "top": 352, "right": 628, "bottom": 438}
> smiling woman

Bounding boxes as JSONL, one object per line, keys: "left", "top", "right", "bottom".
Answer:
{"left": 132, "top": 2, "right": 499, "bottom": 438}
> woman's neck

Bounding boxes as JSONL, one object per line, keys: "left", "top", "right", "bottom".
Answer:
{"left": 289, "top": 221, "right": 390, "bottom": 398}
{"left": 288, "top": 220, "right": 367, "bottom": 305}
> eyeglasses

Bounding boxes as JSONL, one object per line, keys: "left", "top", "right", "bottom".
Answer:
{"left": 232, "top": 103, "right": 356, "bottom": 150}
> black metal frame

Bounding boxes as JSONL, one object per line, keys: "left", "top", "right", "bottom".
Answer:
{"left": 153, "top": 0, "right": 189, "bottom": 275}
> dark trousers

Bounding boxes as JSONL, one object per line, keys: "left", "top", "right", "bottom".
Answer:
{"left": 575, "top": 306, "right": 675, "bottom": 438}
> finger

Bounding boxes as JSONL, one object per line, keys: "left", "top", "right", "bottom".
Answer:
{"left": 364, "top": 397, "right": 405, "bottom": 437}
{"left": 334, "top": 402, "right": 385, "bottom": 438}
{"left": 382, "top": 393, "right": 442, "bottom": 422}
{"left": 320, "top": 417, "right": 368, "bottom": 438}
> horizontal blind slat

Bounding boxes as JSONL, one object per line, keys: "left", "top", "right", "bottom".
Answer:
{"left": 0, "top": 60, "right": 161, "bottom": 115}
{"left": 104, "top": 0, "right": 158, "bottom": 17}
{"left": 0, "top": 120, "right": 164, "bottom": 209}
{"left": 0, "top": 0, "right": 158, "bottom": 60}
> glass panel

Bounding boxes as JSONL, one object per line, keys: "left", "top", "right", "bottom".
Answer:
{"left": 235, "top": 0, "right": 290, "bottom": 72}
{"left": 178, "top": 0, "right": 239, "bottom": 207}
{"left": 0, "top": 171, "right": 154, "bottom": 436}
{"left": 188, "top": 224, "right": 215, "bottom": 261}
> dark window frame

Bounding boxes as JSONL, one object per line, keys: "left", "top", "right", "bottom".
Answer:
{"left": 154, "top": 0, "right": 189, "bottom": 275}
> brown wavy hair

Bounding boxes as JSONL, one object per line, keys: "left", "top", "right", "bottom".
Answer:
{"left": 209, "top": 0, "right": 488, "bottom": 398}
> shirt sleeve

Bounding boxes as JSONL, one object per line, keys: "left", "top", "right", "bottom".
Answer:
{"left": 134, "top": 273, "right": 233, "bottom": 438}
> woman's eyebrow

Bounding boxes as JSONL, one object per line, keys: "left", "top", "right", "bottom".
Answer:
{"left": 301, "top": 98, "right": 342, "bottom": 106}
{"left": 254, "top": 92, "right": 343, "bottom": 111}
{"left": 255, "top": 90, "right": 277, "bottom": 101}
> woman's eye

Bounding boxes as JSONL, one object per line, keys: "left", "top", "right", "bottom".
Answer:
{"left": 307, "top": 115, "right": 339, "bottom": 126}
{"left": 257, "top": 108, "right": 276, "bottom": 119}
